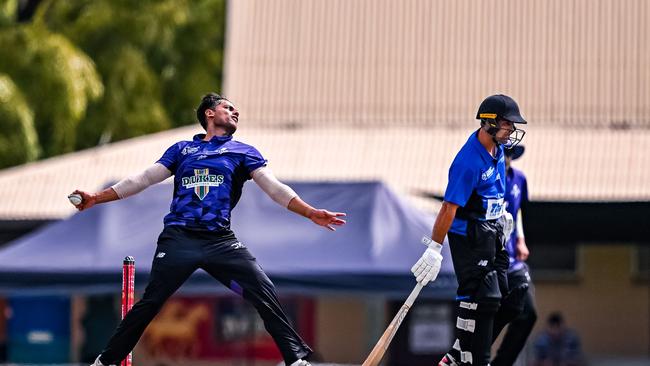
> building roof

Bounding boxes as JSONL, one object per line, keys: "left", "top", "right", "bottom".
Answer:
{"left": 223, "top": 0, "right": 650, "bottom": 129}
{"left": 0, "top": 124, "right": 647, "bottom": 220}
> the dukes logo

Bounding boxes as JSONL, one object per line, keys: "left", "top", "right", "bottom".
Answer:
{"left": 182, "top": 169, "right": 224, "bottom": 200}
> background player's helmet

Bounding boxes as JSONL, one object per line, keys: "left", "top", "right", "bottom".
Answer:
{"left": 504, "top": 145, "right": 525, "bottom": 160}
{"left": 476, "top": 94, "right": 526, "bottom": 148}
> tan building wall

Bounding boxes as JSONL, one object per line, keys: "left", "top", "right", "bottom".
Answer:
{"left": 533, "top": 245, "right": 649, "bottom": 357}
{"left": 315, "top": 296, "right": 367, "bottom": 363}
{"left": 225, "top": 0, "right": 650, "bottom": 128}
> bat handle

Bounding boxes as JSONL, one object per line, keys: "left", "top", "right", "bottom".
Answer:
{"left": 404, "top": 283, "right": 424, "bottom": 308}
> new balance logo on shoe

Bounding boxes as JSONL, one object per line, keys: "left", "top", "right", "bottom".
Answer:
{"left": 230, "top": 242, "right": 245, "bottom": 250}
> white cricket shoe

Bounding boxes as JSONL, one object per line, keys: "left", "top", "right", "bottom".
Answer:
{"left": 289, "top": 360, "right": 312, "bottom": 366}
{"left": 90, "top": 355, "right": 115, "bottom": 366}
{"left": 438, "top": 353, "right": 459, "bottom": 366}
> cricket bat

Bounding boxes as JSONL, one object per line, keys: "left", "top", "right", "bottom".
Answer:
{"left": 362, "top": 282, "right": 424, "bottom": 366}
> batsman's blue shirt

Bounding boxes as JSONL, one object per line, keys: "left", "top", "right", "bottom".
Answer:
{"left": 157, "top": 134, "right": 267, "bottom": 231}
{"left": 505, "top": 166, "right": 529, "bottom": 271}
{"left": 444, "top": 130, "right": 506, "bottom": 235}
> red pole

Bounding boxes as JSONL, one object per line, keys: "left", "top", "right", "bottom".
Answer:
{"left": 121, "top": 256, "right": 135, "bottom": 366}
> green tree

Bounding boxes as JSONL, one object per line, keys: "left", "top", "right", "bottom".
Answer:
{"left": 0, "top": 74, "right": 40, "bottom": 168}
{"left": 38, "top": 0, "right": 226, "bottom": 149}
{"left": 0, "top": 0, "right": 226, "bottom": 166}
{"left": 0, "top": 24, "right": 103, "bottom": 157}
{"left": 0, "top": 0, "right": 18, "bottom": 27}
{"left": 76, "top": 45, "right": 170, "bottom": 148}
{"left": 160, "top": 0, "right": 226, "bottom": 126}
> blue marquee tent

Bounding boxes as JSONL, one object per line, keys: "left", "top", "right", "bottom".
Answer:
{"left": 0, "top": 182, "right": 456, "bottom": 298}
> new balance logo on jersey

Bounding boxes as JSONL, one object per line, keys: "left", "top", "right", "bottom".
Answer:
{"left": 182, "top": 169, "right": 225, "bottom": 200}
{"left": 215, "top": 147, "right": 228, "bottom": 154}
{"left": 481, "top": 166, "right": 495, "bottom": 181}
{"left": 156, "top": 252, "right": 166, "bottom": 258}
{"left": 477, "top": 260, "right": 488, "bottom": 267}
{"left": 181, "top": 146, "right": 199, "bottom": 155}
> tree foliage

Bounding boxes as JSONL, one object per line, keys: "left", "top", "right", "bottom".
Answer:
{"left": 0, "top": 74, "right": 40, "bottom": 168}
{"left": 0, "top": 23, "right": 103, "bottom": 157}
{"left": 0, "top": 0, "right": 226, "bottom": 167}
{"left": 38, "top": 0, "right": 226, "bottom": 146}
{"left": 0, "top": 0, "right": 18, "bottom": 27}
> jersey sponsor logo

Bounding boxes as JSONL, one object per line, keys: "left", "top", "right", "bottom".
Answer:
{"left": 215, "top": 147, "right": 229, "bottom": 154}
{"left": 156, "top": 252, "right": 166, "bottom": 258}
{"left": 477, "top": 259, "right": 488, "bottom": 267}
{"left": 481, "top": 166, "right": 495, "bottom": 181}
{"left": 182, "top": 169, "right": 224, "bottom": 200}
{"left": 181, "top": 146, "right": 200, "bottom": 155}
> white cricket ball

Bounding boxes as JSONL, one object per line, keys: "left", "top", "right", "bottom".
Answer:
{"left": 68, "top": 193, "right": 83, "bottom": 206}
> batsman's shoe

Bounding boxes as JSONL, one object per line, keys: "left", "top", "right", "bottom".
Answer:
{"left": 438, "top": 353, "right": 458, "bottom": 366}
{"left": 90, "top": 355, "right": 115, "bottom": 366}
{"left": 289, "top": 360, "right": 311, "bottom": 366}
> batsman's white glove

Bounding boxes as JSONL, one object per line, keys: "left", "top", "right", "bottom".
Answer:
{"left": 503, "top": 211, "right": 514, "bottom": 238}
{"left": 411, "top": 236, "right": 443, "bottom": 286}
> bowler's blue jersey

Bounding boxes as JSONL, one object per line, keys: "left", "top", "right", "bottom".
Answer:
{"left": 505, "top": 166, "right": 528, "bottom": 271}
{"left": 444, "top": 130, "right": 506, "bottom": 235}
{"left": 157, "top": 134, "right": 267, "bottom": 231}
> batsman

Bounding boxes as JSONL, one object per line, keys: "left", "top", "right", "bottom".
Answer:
{"left": 411, "top": 94, "right": 527, "bottom": 366}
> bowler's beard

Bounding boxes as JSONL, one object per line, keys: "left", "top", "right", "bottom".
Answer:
{"left": 224, "top": 123, "right": 237, "bottom": 135}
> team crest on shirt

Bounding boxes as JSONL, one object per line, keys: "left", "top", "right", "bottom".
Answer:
{"left": 511, "top": 184, "right": 520, "bottom": 198}
{"left": 181, "top": 169, "right": 224, "bottom": 200}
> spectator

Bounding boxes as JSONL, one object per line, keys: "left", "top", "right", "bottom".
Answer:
{"left": 533, "top": 312, "right": 584, "bottom": 366}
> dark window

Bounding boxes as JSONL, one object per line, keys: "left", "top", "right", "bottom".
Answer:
{"left": 633, "top": 245, "right": 649, "bottom": 281}
{"left": 527, "top": 242, "right": 579, "bottom": 280}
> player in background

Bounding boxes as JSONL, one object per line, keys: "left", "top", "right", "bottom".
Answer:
{"left": 490, "top": 144, "right": 537, "bottom": 366}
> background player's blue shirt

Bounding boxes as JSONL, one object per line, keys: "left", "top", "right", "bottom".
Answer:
{"left": 444, "top": 130, "right": 506, "bottom": 235}
{"left": 505, "top": 166, "right": 529, "bottom": 271}
{"left": 156, "top": 134, "right": 267, "bottom": 231}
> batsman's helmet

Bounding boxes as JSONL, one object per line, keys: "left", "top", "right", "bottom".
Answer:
{"left": 476, "top": 94, "right": 527, "bottom": 148}
{"left": 476, "top": 94, "right": 527, "bottom": 124}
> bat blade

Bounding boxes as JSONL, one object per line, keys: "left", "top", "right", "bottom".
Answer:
{"left": 362, "top": 283, "right": 423, "bottom": 366}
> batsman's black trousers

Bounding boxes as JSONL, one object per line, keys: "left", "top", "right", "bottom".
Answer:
{"left": 445, "top": 218, "right": 509, "bottom": 366}
{"left": 99, "top": 225, "right": 312, "bottom": 365}
{"left": 491, "top": 265, "right": 538, "bottom": 366}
